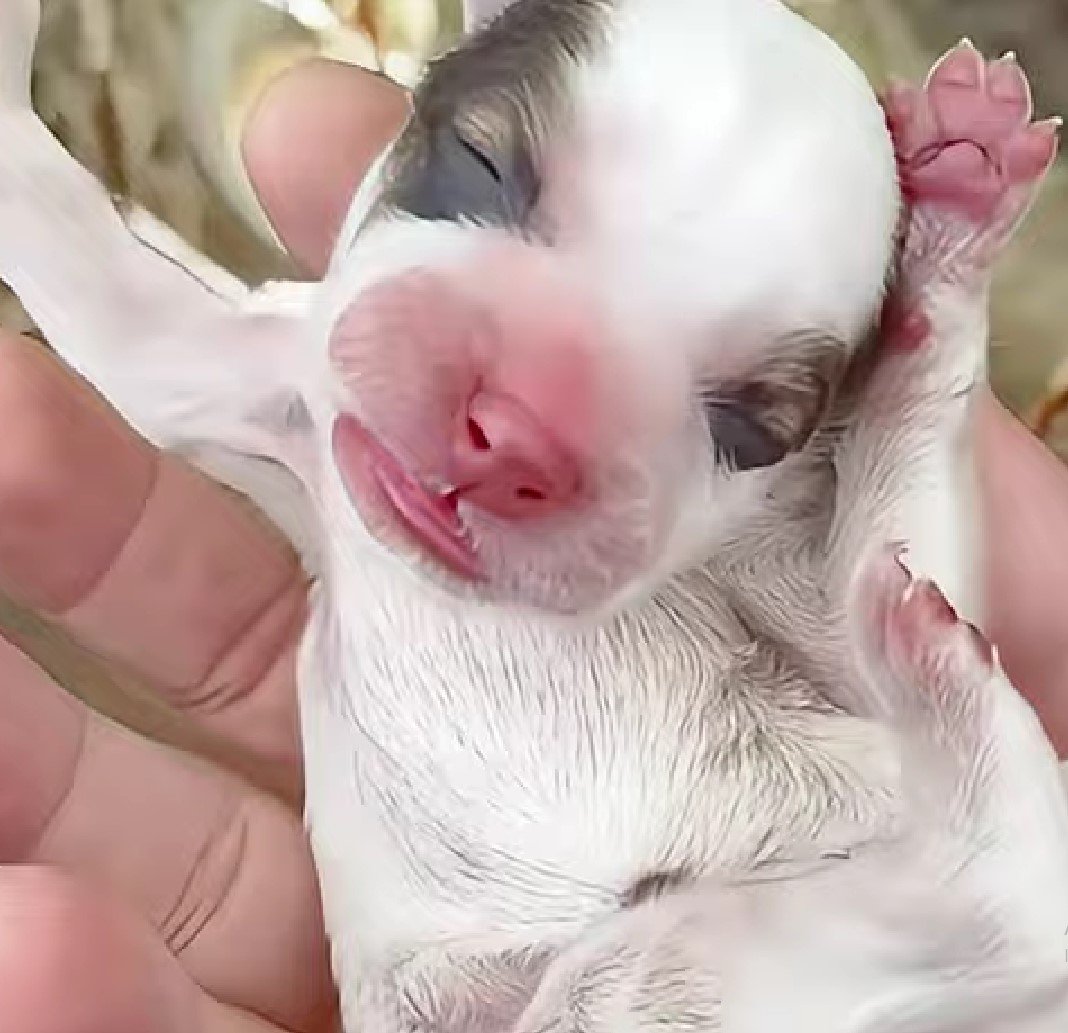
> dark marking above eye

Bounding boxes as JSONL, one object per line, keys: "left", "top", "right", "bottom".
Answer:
{"left": 375, "top": 0, "right": 615, "bottom": 231}
{"left": 383, "top": 121, "right": 538, "bottom": 226}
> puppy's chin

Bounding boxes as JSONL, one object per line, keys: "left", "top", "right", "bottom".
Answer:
{"left": 373, "top": 510, "right": 663, "bottom": 621}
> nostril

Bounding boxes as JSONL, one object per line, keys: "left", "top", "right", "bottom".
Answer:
{"left": 467, "top": 417, "right": 491, "bottom": 451}
{"left": 514, "top": 486, "right": 546, "bottom": 502}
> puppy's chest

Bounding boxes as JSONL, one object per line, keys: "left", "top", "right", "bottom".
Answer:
{"left": 299, "top": 562, "right": 895, "bottom": 959}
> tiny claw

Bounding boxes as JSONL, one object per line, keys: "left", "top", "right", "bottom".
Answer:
{"left": 959, "top": 36, "right": 978, "bottom": 50}
{"left": 891, "top": 545, "right": 912, "bottom": 578}
{"left": 966, "top": 622, "right": 995, "bottom": 667}
{"left": 998, "top": 50, "right": 1018, "bottom": 63}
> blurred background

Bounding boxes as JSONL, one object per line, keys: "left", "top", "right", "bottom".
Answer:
{"left": 10, "top": 0, "right": 1068, "bottom": 440}
{"left": 8, "top": 0, "right": 1067, "bottom": 442}
{"left": 1, "top": 0, "right": 1065, "bottom": 773}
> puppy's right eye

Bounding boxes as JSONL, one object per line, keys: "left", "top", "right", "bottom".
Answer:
{"left": 702, "top": 397, "right": 790, "bottom": 472}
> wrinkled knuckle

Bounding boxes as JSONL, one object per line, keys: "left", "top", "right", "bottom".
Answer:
{"left": 165, "top": 790, "right": 317, "bottom": 958}
{"left": 162, "top": 790, "right": 332, "bottom": 1029}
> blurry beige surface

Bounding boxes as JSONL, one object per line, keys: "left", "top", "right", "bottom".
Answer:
{"left": 2, "top": 0, "right": 1066, "bottom": 753}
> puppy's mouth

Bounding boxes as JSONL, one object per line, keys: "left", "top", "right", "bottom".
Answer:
{"left": 332, "top": 414, "right": 482, "bottom": 580}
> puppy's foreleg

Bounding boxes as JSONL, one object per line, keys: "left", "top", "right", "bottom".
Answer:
{"left": 831, "top": 42, "right": 1059, "bottom": 629}
{"left": 0, "top": 0, "right": 312, "bottom": 475}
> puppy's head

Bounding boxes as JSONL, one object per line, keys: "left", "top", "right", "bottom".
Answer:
{"left": 321, "top": 0, "right": 900, "bottom": 616}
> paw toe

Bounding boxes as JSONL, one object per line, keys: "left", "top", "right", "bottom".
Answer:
{"left": 926, "top": 38, "right": 985, "bottom": 92}
{"left": 886, "top": 576, "right": 995, "bottom": 687}
{"left": 987, "top": 53, "right": 1033, "bottom": 120}
{"left": 854, "top": 546, "right": 995, "bottom": 691}
{"left": 1005, "top": 120, "right": 1061, "bottom": 184}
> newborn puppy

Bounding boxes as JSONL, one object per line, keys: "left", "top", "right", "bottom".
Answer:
{"left": 0, "top": 0, "right": 1066, "bottom": 1029}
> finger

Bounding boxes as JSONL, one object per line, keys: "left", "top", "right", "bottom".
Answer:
{"left": 0, "top": 332, "right": 306, "bottom": 786}
{"left": 241, "top": 58, "right": 409, "bottom": 276}
{"left": 0, "top": 866, "right": 301, "bottom": 1033}
{"left": 0, "top": 636, "right": 335, "bottom": 1031}
{"left": 976, "top": 389, "right": 1068, "bottom": 756}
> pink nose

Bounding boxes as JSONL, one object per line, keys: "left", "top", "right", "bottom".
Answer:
{"left": 450, "top": 390, "right": 581, "bottom": 520}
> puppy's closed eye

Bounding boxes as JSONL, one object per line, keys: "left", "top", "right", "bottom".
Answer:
{"left": 702, "top": 334, "right": 847, "bottom": 472}
{"left": 384, "top": 113, "right": 540, "bottom": 226}
{"left": 703, "top": 395, "right": 791, "bottom": 471}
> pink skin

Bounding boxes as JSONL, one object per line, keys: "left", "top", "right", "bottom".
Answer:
{"left": 884, "top": 551, "right": 996, "bottom": 674}
{"left": 880, "top": 41, "right": 1059, "bottom": 352}
{"left": 329, "top": 246, "right": 623, "bottom": 579}
{"left": 856, "top": 545, "right": 997, "bottom": 726}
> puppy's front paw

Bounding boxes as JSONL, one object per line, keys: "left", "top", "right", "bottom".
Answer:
{"left": 885, "top": 41, "right": 1057, "bottom": 233}
{"left": 848, "top": 545, "right": 996, "bottom": 804}
{"left": 861, "top": 546, "right": 993, "bottom": 691}
{"left": 879, "top": 43, "right": 1060, "bottom": 355}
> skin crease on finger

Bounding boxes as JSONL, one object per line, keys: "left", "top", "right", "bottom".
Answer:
{"left": 0, "top": 333, "right": 309, "bottom": 799}
{"left": 0, "top": 633, "right": 337, "bottom": 1032}
{"left": 240, "top": 58, "right": 1068, "bottom": 756}
{"left": 0, "top": 866, "right": 287, "bottom": 1033}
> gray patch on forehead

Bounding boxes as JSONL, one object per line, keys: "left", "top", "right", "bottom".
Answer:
{"left": 378, "top": 0, "right": 616, "bottom": 228}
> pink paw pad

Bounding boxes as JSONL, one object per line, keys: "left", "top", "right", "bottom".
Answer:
{"left": 882, "top": 39, "right": 1060, "bottom": 223}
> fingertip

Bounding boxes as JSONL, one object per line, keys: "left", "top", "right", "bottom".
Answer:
{"left": 240, "top": 58, "right": 409, "bottom": 276}
{"left": 0, "top": 865, "right": 201, "bottom": 1033}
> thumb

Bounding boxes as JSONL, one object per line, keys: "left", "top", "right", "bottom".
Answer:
{"left": 240, "top": 59, "right": 409, "bottom": 277}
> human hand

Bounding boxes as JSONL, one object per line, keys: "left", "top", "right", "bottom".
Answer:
{"left": 0, "top": 58, "right": 407, "bottom": 1033}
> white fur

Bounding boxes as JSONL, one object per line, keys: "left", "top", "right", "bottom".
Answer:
{"left": 0, "top": 1, "right": 1065, "bottom": 1030}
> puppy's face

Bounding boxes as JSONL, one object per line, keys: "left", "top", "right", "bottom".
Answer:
{"left": 322, "top": 0, "right": 900, "bottom": 616}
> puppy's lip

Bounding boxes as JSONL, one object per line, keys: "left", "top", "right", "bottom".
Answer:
{"left": 332, "top": 414, "right": 483, "bottom": 580}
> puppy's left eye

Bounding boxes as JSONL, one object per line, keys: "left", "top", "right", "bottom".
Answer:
{"left": 702, "top": 397, "right": 790, "bottom": 471}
